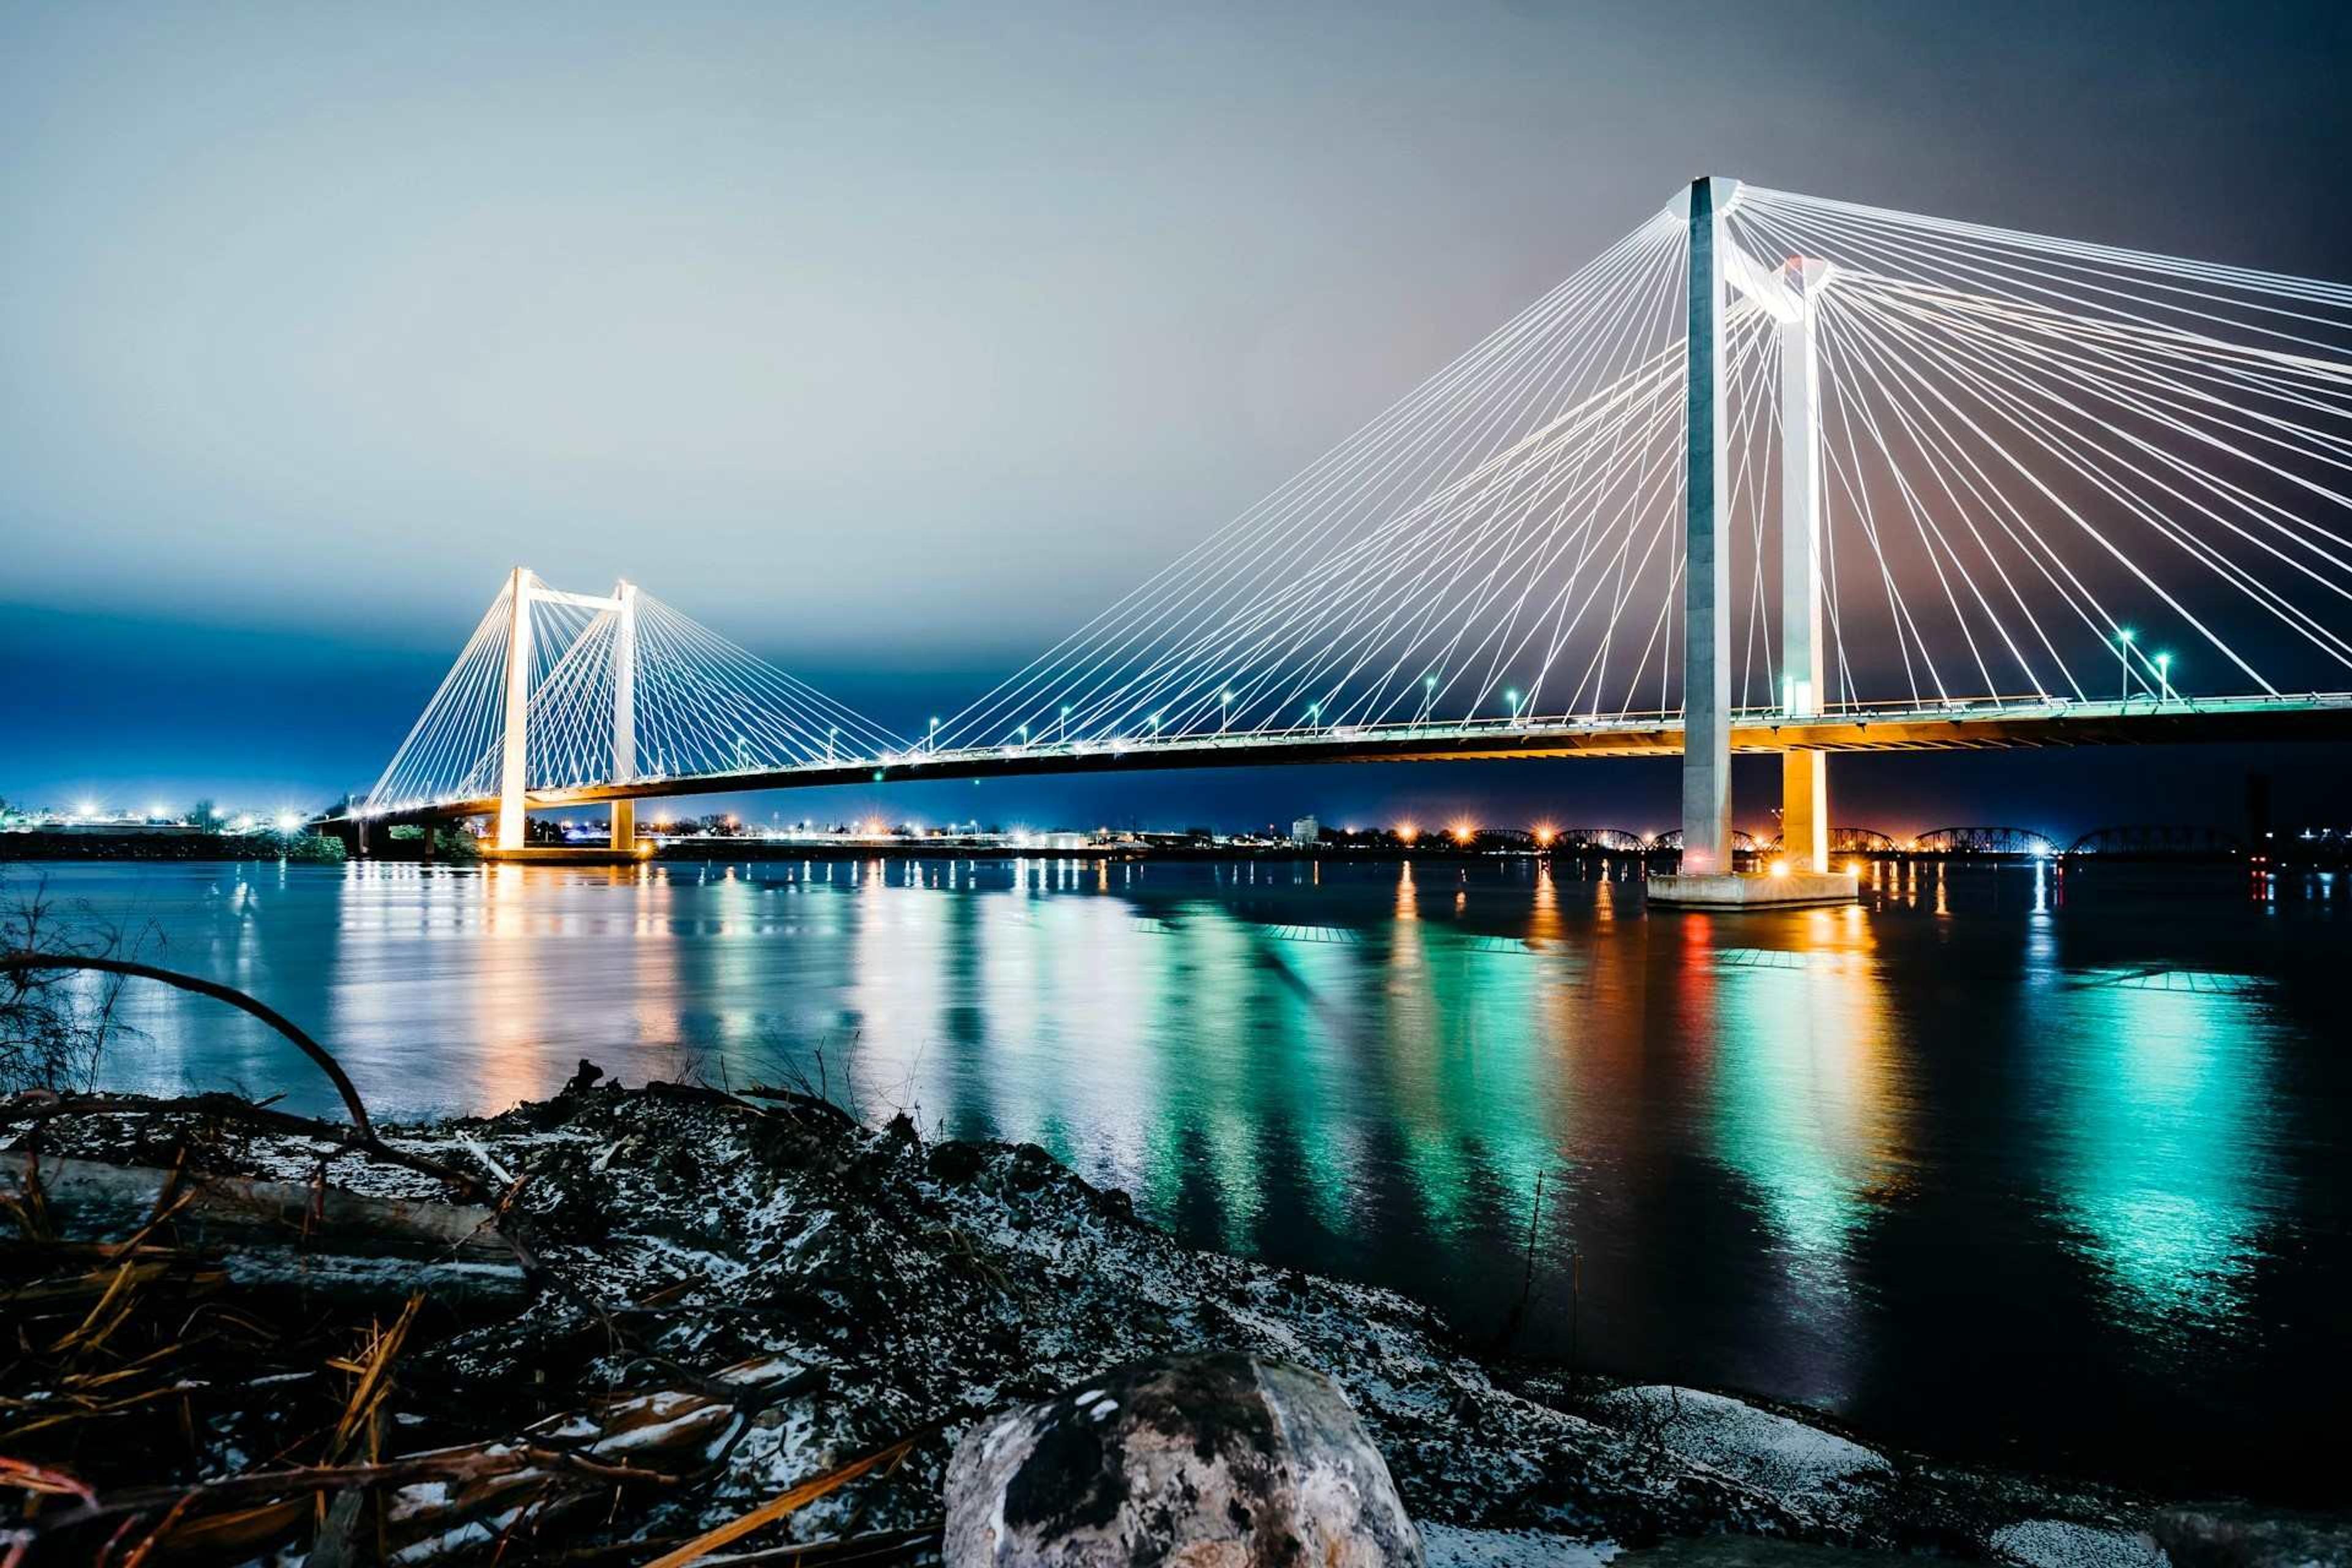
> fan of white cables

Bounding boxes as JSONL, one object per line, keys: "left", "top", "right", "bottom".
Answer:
{"left": 936, "top": 207, "right": 1726, "bottom": 749}
{"left": 364, "top": 576, "right": 908, "bottom": 810}
{"left": 1726, "top": 186, "right": 2352, "bottom": 709}
{"left": 943, "top": 183, "right": 2352, "bottom": 748}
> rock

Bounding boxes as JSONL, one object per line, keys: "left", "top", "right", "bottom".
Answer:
{"left": 2149, "top": 1504, "right": 2352, "bottom": 1568}
{"left": 944, "top": 1351, "right": 1424, "bottom": 1566}
{"left": 1991, "top": 1520, "right": 2168, "bottom": 1568}
{"left": 1586, "top": 1387, "right": 1891, "bottom": 1515}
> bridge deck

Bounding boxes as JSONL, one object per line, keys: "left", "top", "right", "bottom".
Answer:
{"left": 334, "top": 692, "right": 2352, "bottom": 826}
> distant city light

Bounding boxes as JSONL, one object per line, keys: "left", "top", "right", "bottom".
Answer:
{"left": 77, "top": 799, "right": 98, "bottom": 818}
{"left": 274, "top": 812, "right": 302, "bottom": 832}
{"left": 1450, "top": 819, "right": 1475, "bottom": 844}
{"left": 1396, "top": 821, "right": 1419, "bottom": 844}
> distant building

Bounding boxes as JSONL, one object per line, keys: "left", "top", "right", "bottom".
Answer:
{"left": 1289, "top": 815, "right": 1320, "bottom": 845}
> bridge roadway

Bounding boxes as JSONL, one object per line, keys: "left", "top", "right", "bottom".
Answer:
{"left": 332, "top": 691, "right": 2352, "bottom": 828}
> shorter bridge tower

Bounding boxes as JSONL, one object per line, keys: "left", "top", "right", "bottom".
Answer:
{"left": 492, "top": 568, "right": 643, "bottom": 856}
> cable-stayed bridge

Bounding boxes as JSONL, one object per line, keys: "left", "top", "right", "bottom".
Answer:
{"left": 336, "top": 179, "right": 2352, "bottom": 880}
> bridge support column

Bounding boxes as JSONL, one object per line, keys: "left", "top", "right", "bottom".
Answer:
{"left": 496, "top": 567, "right": 535, "bottom": 852}
{"left": 1779, "top": 258, "right": 1832, "bottom": 876}
{"left": 1678, "top": 175, "right": 1733, "bottom": 875}
{"left": 610, "top": 580, "right": 639, "bottom": 854}
{"left": 1782, "top": 751, "right": 1827, "bottom": 872}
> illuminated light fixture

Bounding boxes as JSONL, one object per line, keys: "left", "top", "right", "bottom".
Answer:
{"left": 1534, "top": 824, "right": 1556, "bottom": 846}
{"left": 1450, "top": 819, "right": 1475, "bottom": 845}
{"left": 274, "top": 812, "right": 302, "bottom": 833}
{"left": 77, "top": 799, "right": 99, "bottom": 819}
{"left": 1396, "top": 821, "right": 1420, "bottom": 844}
{"left": 1770, "top": 859, "right": 1790, "bottom": 878}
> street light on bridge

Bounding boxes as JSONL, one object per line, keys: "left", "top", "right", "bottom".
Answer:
{"left": 2117, "top": 627, "right": 2135, "bottom": 701}
{"left": 2156, "top": 651, "right": 2174, "bottom": 704}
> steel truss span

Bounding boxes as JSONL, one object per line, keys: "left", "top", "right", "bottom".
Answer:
{"left": 345, "top": 179, "right": 2352, "bottom": 834}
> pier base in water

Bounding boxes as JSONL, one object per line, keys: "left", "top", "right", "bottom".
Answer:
{"left": 1646, "top": 870, "right": 1857, "bottom": 910}
{"left": 479, "top": 842, "right": 654, "bottom": 865}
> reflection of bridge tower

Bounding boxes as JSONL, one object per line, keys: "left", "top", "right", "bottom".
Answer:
{"left": 1659, "top": 177, "right": 1853, "bottom": 905}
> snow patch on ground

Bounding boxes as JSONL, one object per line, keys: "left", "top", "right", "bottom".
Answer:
{"left": 1992, "top": 1520, "right": 2169, "bottom": 1568}
{"left": 1587, "top": 1386, "right": 1890, "bottom": 1513}
{"left": 1423, "top": 1521, "right": 1619, "bottom": 1567}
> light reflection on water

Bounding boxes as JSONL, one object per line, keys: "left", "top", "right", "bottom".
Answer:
{"left": 24, "top": 854, "right": 2351, "bottom": 1498}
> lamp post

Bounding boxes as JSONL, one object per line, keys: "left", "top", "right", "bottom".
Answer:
{"left": 2155, "top": 652, "right": 2173, "bottom": 704}
{"left": 1220, "top": 689, "right": 1232, "bottom": 733}
{"left": 2117, "top": 628, "right": 2135, "bottom": 702}
{"left": 1060, "top": 704, "right": 1071, "bottom": 744}
{"left": 1306, "top": 702, "right": 1321, "bottom": 731}
{"left": 1504, "top": 687, "right": 1523, "bottom": 725}
{"left": 826, "top": 724, "right": 838, "bottom": 762}
{"left": 1420, "top": 673, "right": 1437, "bottom": 724}
{"left": 928, "top": 716, "right": 940, "bottom": 755}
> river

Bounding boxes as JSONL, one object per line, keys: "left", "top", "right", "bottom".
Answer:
{"left": 13, "top": 854, "right": 2348, "bottom": 1499}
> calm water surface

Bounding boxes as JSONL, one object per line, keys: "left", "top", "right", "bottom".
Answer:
{"left": 23, "top": 855, "right": 2352, "bottom": 1497}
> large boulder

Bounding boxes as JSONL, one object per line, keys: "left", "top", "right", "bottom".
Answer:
{"left": 943, "top": 1351, "right": 1424, "bottom": 1566}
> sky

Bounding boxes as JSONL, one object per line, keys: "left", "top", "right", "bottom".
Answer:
{"left": 5, "top": 1, "right": 2351, "bottom": 839}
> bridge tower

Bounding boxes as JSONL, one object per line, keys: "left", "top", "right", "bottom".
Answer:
{"left": 610, "top": 580, "right": 638, "bottom": 851}
{"left": 496, "top": 566, "right": 535, "bottom": 851}
{"left": 1678, "top": 175, "right": 1734, "bottom": 874}
{"left": 1779, "top": 257, "right": 1832, "bottom": 873}
{"left": 1655, "top": 178, "right": 1853, "bottom": 907}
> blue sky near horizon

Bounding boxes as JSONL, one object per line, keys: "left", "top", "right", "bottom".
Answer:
{"left": 6, "top": 1, "right": 2352, "bottom": 834}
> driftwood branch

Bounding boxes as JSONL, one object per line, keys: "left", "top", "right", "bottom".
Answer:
{"left": 0, "top": 952, "right": 375, "bottom": 1137}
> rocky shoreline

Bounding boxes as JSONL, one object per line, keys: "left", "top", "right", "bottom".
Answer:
{"left": 0, "top": 1075, "right": 2330, "bottom": 1564}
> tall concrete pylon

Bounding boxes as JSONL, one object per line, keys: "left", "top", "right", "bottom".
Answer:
{"left": 1657, "top": 182, "right": 1855, "bottom": 907}
{"left": 1678, "top": 175, "right": 1733, "bottom": 874}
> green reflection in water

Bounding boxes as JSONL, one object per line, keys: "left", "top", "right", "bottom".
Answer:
{"left": 2041, "top": 981, "right": 2285, "bottom": 1333}
{"left": 1708, "top": 929, "right": 1905, "bottom": 1299}
{"left": 1373, "top": 864, "right": 1567, "bottom": 1244}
